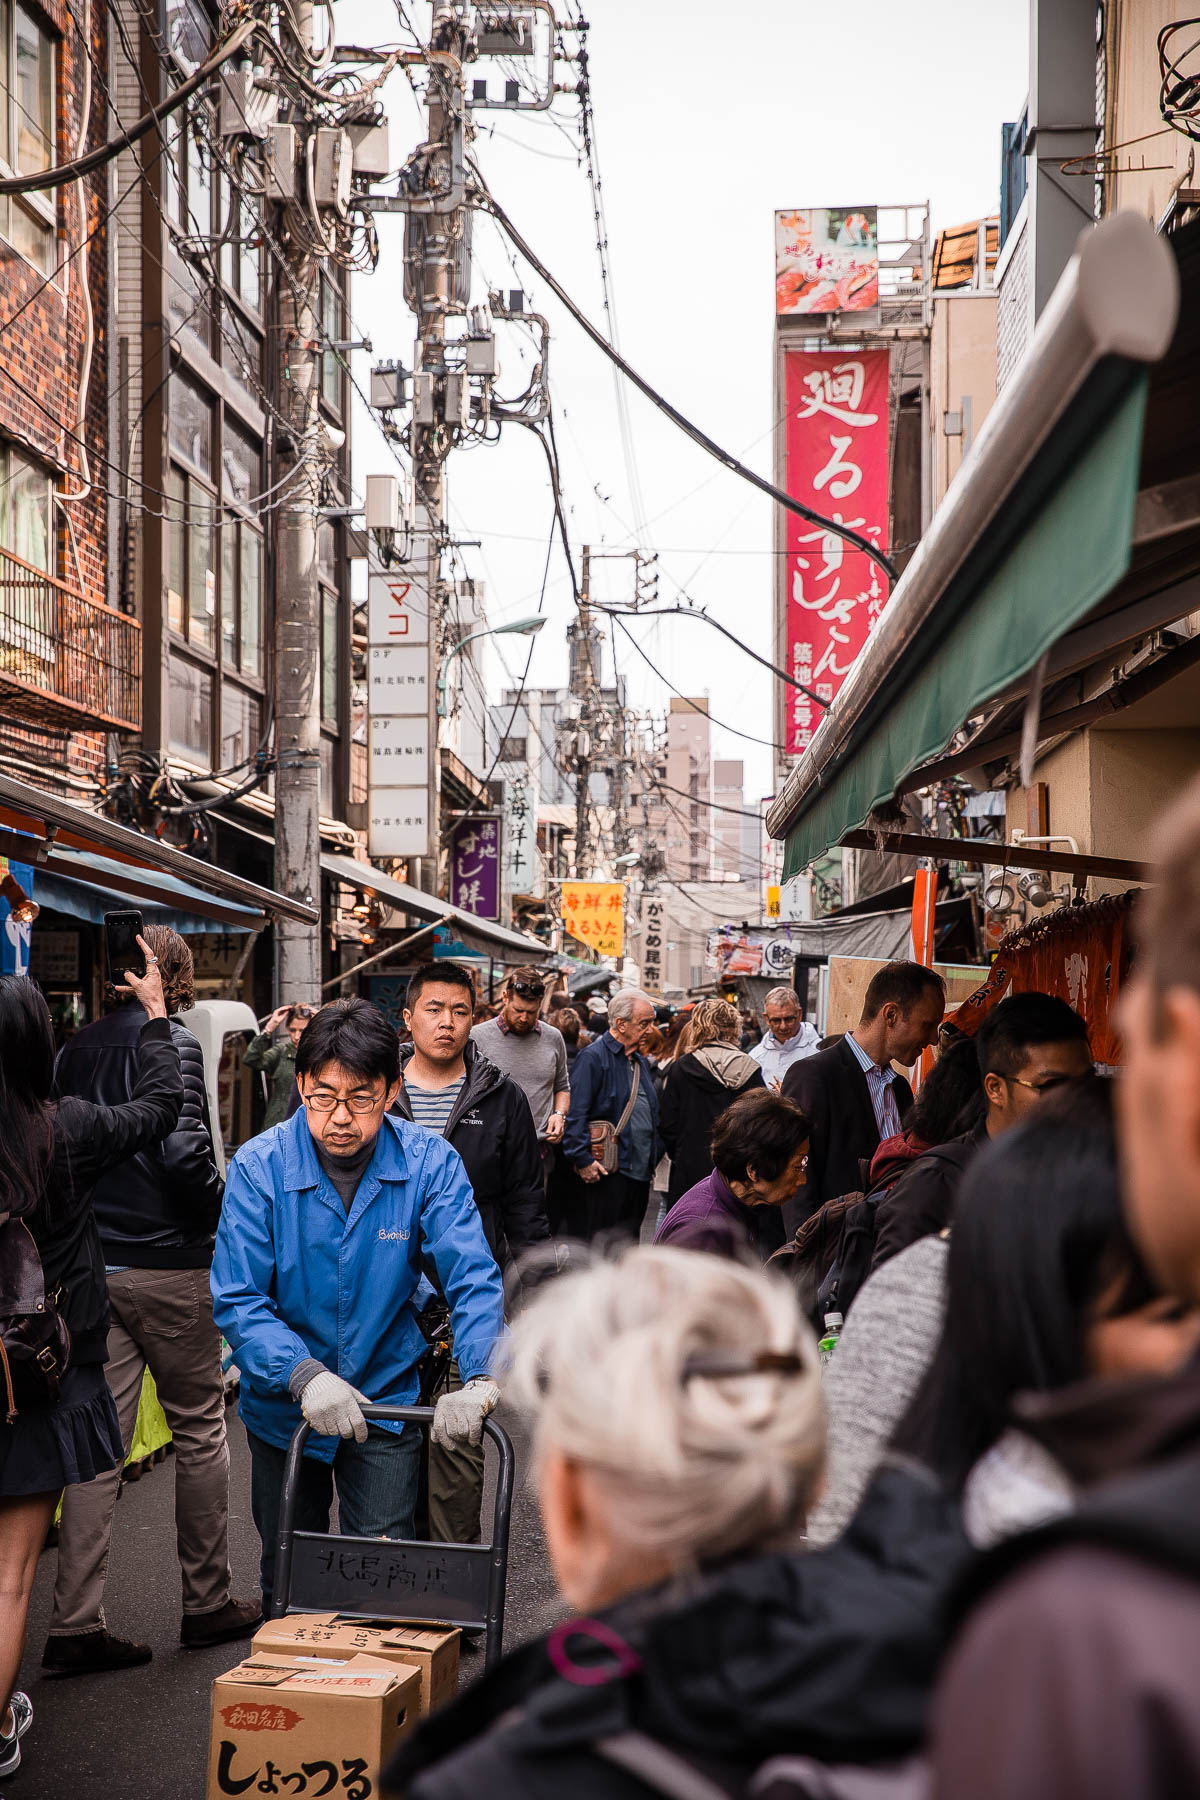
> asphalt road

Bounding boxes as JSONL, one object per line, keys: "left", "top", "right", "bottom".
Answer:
{"left": 13, "top": 1401, "right": 560, "bottom": 1800}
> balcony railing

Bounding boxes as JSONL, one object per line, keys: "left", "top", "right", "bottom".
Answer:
{"left": 0, "top": 545, "right": 141, "bottom": 732}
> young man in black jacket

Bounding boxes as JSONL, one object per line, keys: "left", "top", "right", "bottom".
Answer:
{"left": 394, "top": 962, "right": 549, "bottom": 1541}
{"left": 44, "top": 925, "right": 260, "bottom": 1676}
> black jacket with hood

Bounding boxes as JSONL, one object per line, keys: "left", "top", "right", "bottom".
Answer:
{"left": 54, "top": 1000, "right": 223, "bottom": 1268}
{"left": 393, "top": 1038, "right": 550, "bottom": 1266}
{"left": 386, "top": 1464, "right": 971, "bottom": 1800}
{"left": 38, "top": 1017, "right": 184, "bottom": 1366}
{"left": 659, "top": 1044, "right": 766, "bottom": 1205}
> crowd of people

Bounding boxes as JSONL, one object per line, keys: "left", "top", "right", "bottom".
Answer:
{"left": 5, "top": 777, "right": 1200, "bottom": 1795}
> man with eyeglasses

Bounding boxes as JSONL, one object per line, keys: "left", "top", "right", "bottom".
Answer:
{"left": 210, "top": 998, "right": 505, "bottom": 1615}
{"left": 871, "top": 992, "right": 1094, "bottom": 1274}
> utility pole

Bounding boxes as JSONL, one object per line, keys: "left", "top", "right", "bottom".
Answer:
{"left": 407, "top": 1, "right": 470, "bottom": 893}
{"left": 567, "top": 544, "right": 601, "bottom": 877}
{"left": 273, "top": 0, "right": 323, "bottom": 1003}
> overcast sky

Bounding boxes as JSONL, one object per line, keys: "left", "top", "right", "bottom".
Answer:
{"left": 345, "top": 0, "right": 1029, "bottom": 817}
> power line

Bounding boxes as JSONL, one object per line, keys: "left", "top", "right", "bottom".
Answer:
{"left": 475, "top": 179, "right": 898, "bottom": 586}
{"left": 608, "top": 611, "right": 780, "bottom": 751}
{"left": 0, "top": 18, "right": 257, "bottom": 195}
{"left": 593, "top": 601, "right": 829, "bottom": 712}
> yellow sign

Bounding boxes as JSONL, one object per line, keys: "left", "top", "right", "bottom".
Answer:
{"left": 560, "top": 881, "right": 624, "bottom": 958}
{"left": 766, "top": 884, "right": 781, "bottom": 920}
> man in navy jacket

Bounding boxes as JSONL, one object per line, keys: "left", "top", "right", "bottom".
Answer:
{"left": 564, "top": 988, "right": 659, "bottom": 1241}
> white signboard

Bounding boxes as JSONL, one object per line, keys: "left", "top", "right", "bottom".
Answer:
{"left": 500, "top": 764, "right": 538, "bottom": 903}
{"left": 641, "top": 894, "right": 665, "bottom": 996}
{"left": 368, "top": 645, "right": 430, "bottom": 713}
{"left": 368, "top": 569, "right": 430, "bottom": 645}
{"left": 369, "top": 713, "right": 429, "bottom": 784}
{"left": 367, "top": 514, "right": 436, "bottom": 860}
{"left": 368, "top": 787, "right": 430, "bottom": 858}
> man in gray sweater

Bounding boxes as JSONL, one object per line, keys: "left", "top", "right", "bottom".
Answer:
{"left": 470, "top": 968, "right": 569, "bottom": 1169}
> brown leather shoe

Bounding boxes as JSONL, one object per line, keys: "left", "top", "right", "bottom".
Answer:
{"left": 180, "top": 1596, "right": 263, "bottom": 1649}
{"left": 42, "top": 1630, "right": 152, "bottom": 1676}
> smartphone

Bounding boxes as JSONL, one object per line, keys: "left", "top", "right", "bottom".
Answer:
{"left": 104, "top": 909, "right": 146, "bottom": 983}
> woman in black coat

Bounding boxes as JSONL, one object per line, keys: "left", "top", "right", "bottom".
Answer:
{"left": 658, "top": 997, "right": 765, "bottom": 1205}
{"left": 0, "top": 948, "right": 181, "bottom": 1777}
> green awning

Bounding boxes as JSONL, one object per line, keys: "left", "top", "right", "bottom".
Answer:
{"left": 783, "top": 375, "right": 1150, "bottom": 881}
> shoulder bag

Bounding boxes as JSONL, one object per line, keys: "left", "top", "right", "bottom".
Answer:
{"left": 589, "top": 1059, "right": 641, "bottom": 1175}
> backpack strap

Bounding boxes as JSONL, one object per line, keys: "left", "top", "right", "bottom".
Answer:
{"left": 593, "top": 1732, "right": 740, "bottom": 1800}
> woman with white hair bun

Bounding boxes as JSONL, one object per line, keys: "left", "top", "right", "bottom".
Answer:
{"left": 386, "top": 1246, "right": 971, "bottom": 1800}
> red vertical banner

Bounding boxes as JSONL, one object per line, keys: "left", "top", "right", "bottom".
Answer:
{"left": 783, "top": 349, "right": 891, "bottom": 754}
{"left": 909, "top": 862, "right": 938, "bottom": 1090}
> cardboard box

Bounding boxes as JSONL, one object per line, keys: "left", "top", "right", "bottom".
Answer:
{"left": 207, "top": 1653, "right": 419, "bottom": 1800}
{"left": 252, "top": 1615, "right": 460, "bottom": 1716}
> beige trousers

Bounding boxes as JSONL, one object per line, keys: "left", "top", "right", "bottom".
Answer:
{"left": 49, "top": 1267, "right": 232, "bottom": 1633}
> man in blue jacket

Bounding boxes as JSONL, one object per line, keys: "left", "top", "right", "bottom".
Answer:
{"left": 563, "top": 987, "right": 660, "bottom": 1241}
{"left": 211, "top": 997, "right": 505, "bottom": 1612}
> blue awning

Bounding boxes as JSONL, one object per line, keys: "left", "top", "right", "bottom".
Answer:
{"left": 31, "top": 846, "right": 261, "bottom": 934}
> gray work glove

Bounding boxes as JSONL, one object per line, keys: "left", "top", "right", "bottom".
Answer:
{"left": 431, "top": 1376, "right": 501, "bottom": 1449}
{"left": 300, "top": 1370, "right": 370, "bottom": 1442}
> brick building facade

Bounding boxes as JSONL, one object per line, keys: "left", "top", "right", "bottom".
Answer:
{"left": 0, "top": 0, "right": 128, "bottom": 797}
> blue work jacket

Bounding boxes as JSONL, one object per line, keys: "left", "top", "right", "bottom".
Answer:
{"left": 210, "top": 1110, "right": 505, "bottom": 1462}
{"left": 563, "top": 1030, "right": 660, "bottom": 1177}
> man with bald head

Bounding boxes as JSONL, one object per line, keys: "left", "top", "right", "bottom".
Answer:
{"left": 563, "top": 988, "right": 660, "bottom": 1241}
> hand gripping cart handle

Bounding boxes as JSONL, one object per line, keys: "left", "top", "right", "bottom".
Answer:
{"left": 270, "top": 1403, "right": 515, "bottom": 1671}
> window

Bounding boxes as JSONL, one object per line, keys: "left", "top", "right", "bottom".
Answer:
{"left": 170, "top": 372, "right": 213, "bottom": 479}
{"left": 0, "top": 0, "right": 56, "bottom": 274}
{"left": 221, "top": 519, "right": 262, "bottom": 674}
{"left": 319, "top": 272, "right": 344, "bottom": 412}
{"left": 0, "top": 442, "right": 52, "bottom": 570}
{"left": 164, "top": 0, "right": 210, "bottom": 71}
{"left": 498, "top": 736, "right": 527, "bottom": 763}
{"left": 219, "top": 165, "right": 263, "bottom": 314}
{"left": 220, "top": 682, "right": 260, "bottom": 767}
{"left": 220, "top": 418, "right": 263, "bottom": 676}
{"left": 168, "top": 656, "right": 212, "bottom": 761}
{"left": 320, "top": 584, "right": 339, "bottom": 723}
{"left": 165, "top": 466, "right": 215, "bottom": 651}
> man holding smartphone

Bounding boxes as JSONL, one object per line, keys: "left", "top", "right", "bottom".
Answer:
{"left": 44, "top": 922, "right": 261, "bottom": 1675}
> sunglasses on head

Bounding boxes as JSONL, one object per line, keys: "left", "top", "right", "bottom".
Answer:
{"left": 511, "top": 979, "right": 544, "bottom": 999}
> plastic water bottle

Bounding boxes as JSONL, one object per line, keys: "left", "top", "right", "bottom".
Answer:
{"left": 818, "top": 1312, "right": 843, "bottom": 1366}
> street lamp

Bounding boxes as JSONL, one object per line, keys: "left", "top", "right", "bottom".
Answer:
{"left": 436, "top": 614, "right": 546, "bottom": 716}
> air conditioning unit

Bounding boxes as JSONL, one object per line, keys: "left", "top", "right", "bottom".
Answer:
{"left": 364, "top": 475, "right": 401, "bottom": 532}
{"left": 444, "top": 371, "right": 471, "bottom": 428}
{"left": 312, "top": 128, "right": 352, "bottom": 213}
{"left": 464, "top": 335, "right": 497, "bottom": 377}
{"left": 412, "top": 371, "right": 436, "bottom": 426}
{"left": 263, "top": 123, "right": 297, "bottom": 202}
{"left": 349, "top": 121, "right": 391, "bottom": 178}
{"left": 369, "top": 362, "right": 408, "bottom": 410}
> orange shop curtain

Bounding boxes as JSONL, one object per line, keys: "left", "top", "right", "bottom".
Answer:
{"left": 946, "top": 892, "right": 1135, "bottom": 1065}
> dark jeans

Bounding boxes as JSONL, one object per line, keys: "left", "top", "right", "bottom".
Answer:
{"left": 248, "top": 1424, "right": 422, "bottom": 1613}
{"left": 583, "top": 1171, "right": 650, "bottom": 1244}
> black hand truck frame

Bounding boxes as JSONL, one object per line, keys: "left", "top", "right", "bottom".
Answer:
{"left": 269, "top": 1403, "right": 514, "bottom": 1671}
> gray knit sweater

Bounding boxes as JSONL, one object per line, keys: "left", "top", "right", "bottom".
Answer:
{"left": 807, "top": 1233, "right": 950, "bottom": 1547}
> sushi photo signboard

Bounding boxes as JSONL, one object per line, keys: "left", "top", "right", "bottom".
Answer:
{"left": 775, "top": 207, "right": 880, "bottom": 316}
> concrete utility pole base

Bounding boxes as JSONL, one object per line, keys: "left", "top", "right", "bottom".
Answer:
{"left": 271, "top": 0, "right": 324, "bottom": 1006}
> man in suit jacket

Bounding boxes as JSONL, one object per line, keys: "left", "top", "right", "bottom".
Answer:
{"left": 781, "top": 961, "right": 946, "bottom": 1233}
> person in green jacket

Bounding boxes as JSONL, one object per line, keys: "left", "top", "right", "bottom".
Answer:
{"left": 244, "top": 1004, "right": 313, "bottom": 1128}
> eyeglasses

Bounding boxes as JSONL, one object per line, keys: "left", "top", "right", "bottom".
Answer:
{"left": 302, "top": 1090, "right": 384, "bottom": 1114}
{"left": 1005, "top": 1068, "right": 1095, "bottom": 1095}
